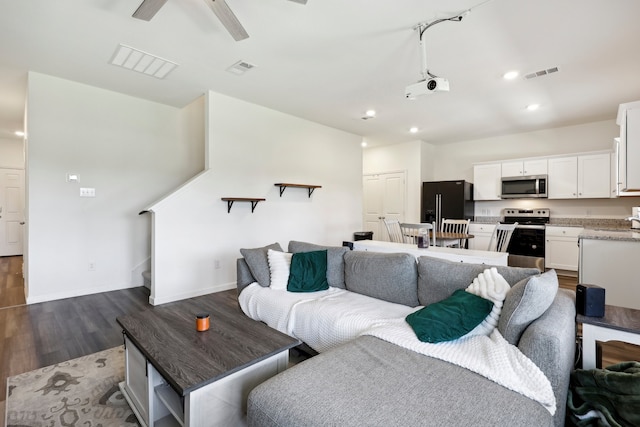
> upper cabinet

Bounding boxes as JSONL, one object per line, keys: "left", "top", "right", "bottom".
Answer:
{"left": 501, "top": 159, "right": 547, "bottom": 177}
{"left": 548, "top": 153, "right": 610, "bottom": 199}
{"left": 473, "top": 163, "right": 502, "bottom": 201}
{"left": 617, "top": 101, "right": 640, "bottom": 192}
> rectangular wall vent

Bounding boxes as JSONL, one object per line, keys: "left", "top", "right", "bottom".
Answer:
{"left": 109, "top": 44, "right": 178, "bottom": 79}
{"left": 226, "top": 60, "right": 256, "bottom": 76}
{"left": 524, "top": 66, "right": 560, "bottom": 80}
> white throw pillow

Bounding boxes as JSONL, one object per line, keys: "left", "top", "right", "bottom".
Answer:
{"left": 267, "top": 249, "right": 293, "bottom": 290}
{"left": 465, "top": 267, "right": 510, "bottom": 337}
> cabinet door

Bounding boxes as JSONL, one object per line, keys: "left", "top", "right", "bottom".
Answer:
{"left": 626, "top": 108, "right": 640, "bottom": 191}
{"left": 124, "top": 336, "right": 150, "bottom": 425}
{"left": 523, "top": 159, "right": 547, "bottom": 176}
{"left": 468, "top": 223, "right": 495, "bottom": 251}
{"left": 545, "top": 227, "right": 582, "bottom": 271}
{"left": 578, "top": 153, "right": 610, "bottom": 198}
{"left": 548, "top": 157, "right": 578, "bottom": 199}
{"left": 501, "top": 161, "right": 523, "bottom": 177}
{"left": 473, "top": 164, "right": 501, "bottom": 200}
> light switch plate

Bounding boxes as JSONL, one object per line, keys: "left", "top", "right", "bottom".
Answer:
{"left": 80, "top": 187, "right": 96, "bottom": 197}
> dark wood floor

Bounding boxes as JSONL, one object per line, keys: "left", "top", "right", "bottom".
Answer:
{"left": 0, "top": 256, "right": 26, "bottom": 309}
{"left": 0, "top": 268, "right": 150, "bottom": 405}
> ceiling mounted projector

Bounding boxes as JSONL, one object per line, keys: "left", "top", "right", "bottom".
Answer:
{"left": 406, "top": 9, "right": 469, "bottom": 98}
{"left": 405, "top": 77, "right": 450, "bottom": 99}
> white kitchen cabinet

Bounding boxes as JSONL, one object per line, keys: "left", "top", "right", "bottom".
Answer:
{"left": 545, "top": 226, "right": 583, "bottom": 271}
{"left": 501, "top": 159, "right": 547, "bottom": 177}
{"left": 548, "top": 154, "right": 610, "bottom": 199}
{"left": 578, "top": 153, "right": 610, "bottom": 198}
{"left": 468, "top": 223, "right": 496, "bottom": 251}
{"left": 473, "top": 163, "right": 501, "bottom": 200}
{"left": 617, "top": 102, "right": 640, "bottom": 191}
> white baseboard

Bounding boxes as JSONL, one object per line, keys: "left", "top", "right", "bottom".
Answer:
{"left": 149, "top": 281, "right": 236, "bottom": 306}
{"left": 26, "top": 283, "right": 140, "bottom": 305}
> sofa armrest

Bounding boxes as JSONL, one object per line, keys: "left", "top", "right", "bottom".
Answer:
{"left": 518, "top": 289, "right": 576, "bottom": 427}
{"left": 237, "top": 258, "right": 256, "bottom": 294}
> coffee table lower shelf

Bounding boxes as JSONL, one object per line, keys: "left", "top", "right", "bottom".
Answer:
{"left": 119, "top": 335, "right": 290, "bottom": 427}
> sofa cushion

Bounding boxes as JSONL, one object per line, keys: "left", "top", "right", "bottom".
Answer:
{"left": 288, "top": 241, "right": 349, "bottom": 288}
{"left": 417, "top": 257, "right": 540, "bottom": 306}
{"left": 344, "top": 251, "right": 419, "bottom": 307}
{"left": 406, "top": 289, "right": 494, "bottom": 343}
{"left": 287, "top": 250, "right": 329, "bottom": 292}
{"left": 247, "top": 335, "right": 552, "bottom": 427}
{"left": 240, "top": 242, "right": 283, "bottom": 287}
{"left": 267, "top": 249, "right": 292, "bottom": 290}
{"left": 498, "top": 269, "right": 559, "bottom": 345}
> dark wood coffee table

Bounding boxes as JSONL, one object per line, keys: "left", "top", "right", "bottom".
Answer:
{"left": 117, "top": 290, "right": 300, "bottom": 426}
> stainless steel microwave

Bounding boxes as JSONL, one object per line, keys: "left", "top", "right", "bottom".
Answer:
{"left": 501, "top": 175, "right": 548, "bottom": 199}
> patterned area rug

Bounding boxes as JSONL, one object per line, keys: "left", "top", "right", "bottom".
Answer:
{"left": 5, "top": 346, "right": 140, "bottom": 427}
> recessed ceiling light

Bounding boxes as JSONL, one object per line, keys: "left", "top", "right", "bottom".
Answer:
{"left": 365, "top": 110, "right": 376, "bottom": 117}
{"left": 14, "top": 131, "right": 24, "bottom": 136}
{"left": 526, "top": 103, "right": 540, "bottom": 111}
{"left": 361, "top": 141, "right": 368, "bottom": 147}
{"left": 409, "top": 127, "right": 419, "bottom": 133}
{"left": 503, "top": 70, "right": 519, "bottom": 80}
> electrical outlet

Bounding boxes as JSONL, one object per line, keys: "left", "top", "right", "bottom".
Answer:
{"left": 88, "top": 262, "right": 96, "bottom": 271}
{"left": 214, "top": 259, "right": 221, "bottom": 269}
{"left": 80, "top": 187, "right": 96, "bottom": 197}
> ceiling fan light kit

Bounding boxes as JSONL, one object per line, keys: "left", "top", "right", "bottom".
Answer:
{"left": 132, "top": 0, "right": 308, "bottom": 41}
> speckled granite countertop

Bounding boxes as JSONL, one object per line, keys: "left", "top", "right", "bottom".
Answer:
{"left": 473, "top": 216, "right": 640, "bottom": 241}
{"left": 578, "top": 228, "right": 640, "bottom": 242}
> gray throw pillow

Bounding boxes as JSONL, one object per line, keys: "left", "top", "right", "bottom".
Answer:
{"left": 416, "top": 256, "right": 540, "bottom": 306}
{"left": 288, "top": 241, "right": 348, "bottom": 289}
{"left": 344, "top": 251, "right": 419, "bottom": 307}
{"left": 240, "top": 242, "right": 283, "bottom": 287}
{"left": 498, "top": 269, "right": 559, "bottom": 345}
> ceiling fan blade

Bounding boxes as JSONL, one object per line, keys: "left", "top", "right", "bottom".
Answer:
{"left": 132, "top": 0, "right": 169, "bottom": 21}
{"left": 288, "top": 0, "right": 308, "bottom": 3}
{"left": 204, "top": 0, "right": 250, "bottom": 41}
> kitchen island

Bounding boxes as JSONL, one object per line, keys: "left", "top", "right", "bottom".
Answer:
{"left": 579, "top": 229, "right": 640, "bottom": 310}
{"left": 351, "top": 240, "right": 508, "bottom": 266}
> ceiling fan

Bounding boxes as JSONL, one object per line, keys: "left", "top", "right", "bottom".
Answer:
{"left": 133, "top": 0, "right": 308, "bottom": 41}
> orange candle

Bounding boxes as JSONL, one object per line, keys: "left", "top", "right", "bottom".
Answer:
{"left": 196, "top": 314, "right": 210, "bottom": 332}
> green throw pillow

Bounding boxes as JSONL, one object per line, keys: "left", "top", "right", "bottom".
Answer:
{"left": 287, "top": 250, "right": 329, "bottom": 292}
{"left": 406, "top": 289, "right": 494, "bottom": 343}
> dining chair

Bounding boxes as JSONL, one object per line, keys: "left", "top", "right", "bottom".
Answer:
{"left": 440, "top": 219, "right": 471, "bottom": 248}
{"left": 487, "top": 223, "right": 518, "bottom": 252}
{"left": 400, "top": 222, "right": 436, "bottom": 246}
{"left": 383, "top": 219, "right": 404, "bottom": 243}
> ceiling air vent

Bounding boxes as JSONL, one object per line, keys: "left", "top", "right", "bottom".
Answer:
{"left": 109, "top": 44, "right": 178, "bottom": 79}
{"left": 524, "top": 66, "right": 559, "bottom": 80}
{"left": 226, "top": 60, "right": 256, "bottom": 76}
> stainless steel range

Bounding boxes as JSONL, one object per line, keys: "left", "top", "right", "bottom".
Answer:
{"left": 502, "top": 208, "right": 550, "bottom": 270}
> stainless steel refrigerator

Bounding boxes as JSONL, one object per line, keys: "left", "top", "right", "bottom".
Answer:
{"left": 421, "top": 180, "right": 474, "bottom": 228}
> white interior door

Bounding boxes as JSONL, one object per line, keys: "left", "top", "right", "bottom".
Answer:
{"left": 0, "top": 168, "right": 25, "bottom": 256}
{"left": 363, "top": 172, "right": 405, "bottom": 241}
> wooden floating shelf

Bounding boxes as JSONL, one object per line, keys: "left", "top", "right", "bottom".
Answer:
{"left": 274, "top": 183, "right": 322, "bottom": 198}
{"left": 221, "top": 197, "right": 265, "bottom": 213}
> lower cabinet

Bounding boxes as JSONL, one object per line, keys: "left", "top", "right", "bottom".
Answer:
{"left": 545, "top": 226, "right": 583, "bottom": 271}
{"left": 468, "top": 223, "right": 496, "bottom": 252}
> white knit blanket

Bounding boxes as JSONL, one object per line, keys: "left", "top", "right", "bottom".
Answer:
{"left": 238, "top": 277, "right": 555, "bottom": 414}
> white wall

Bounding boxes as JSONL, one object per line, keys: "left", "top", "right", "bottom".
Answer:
{"left": 25, "top": 72, "right": 204, "bottom": 303}
{"left": 148, "top": 91, "right": 363, "bottom": 305}
{"left": 364, "top": 120, "right": 640, "bottom": 219}
{"left": 0, "top": 137, "right": 24, "bottom": 168}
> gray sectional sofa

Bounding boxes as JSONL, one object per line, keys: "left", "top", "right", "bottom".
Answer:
{"left": 236, "top": 242, "right": 576, "bottom": 427}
